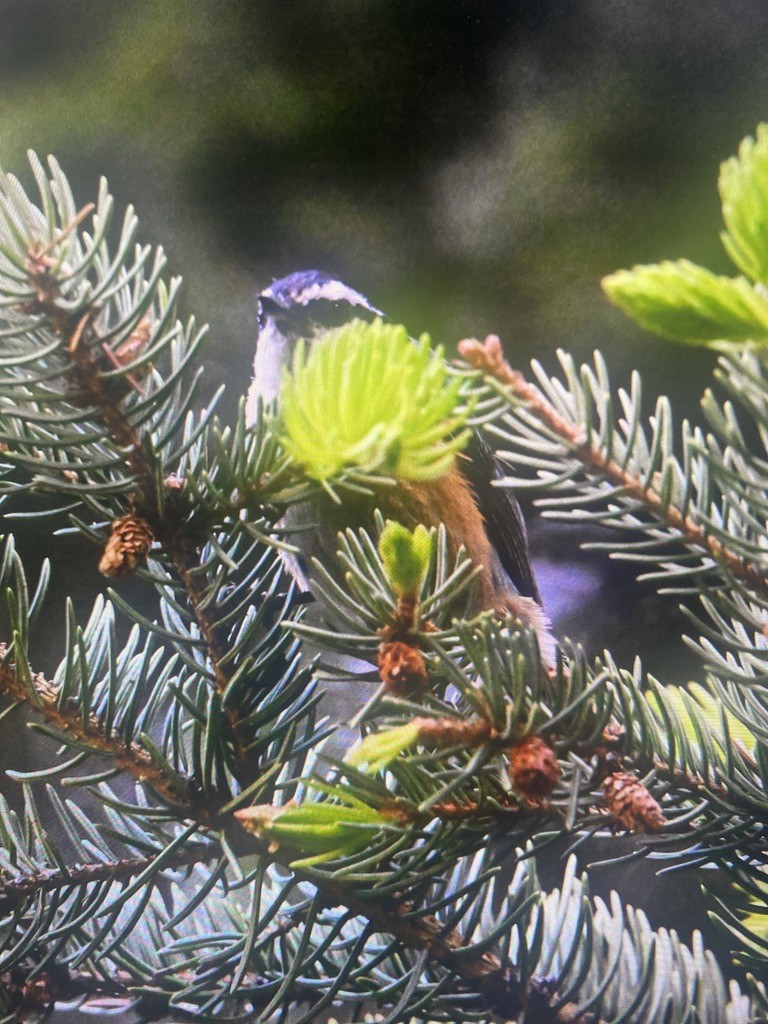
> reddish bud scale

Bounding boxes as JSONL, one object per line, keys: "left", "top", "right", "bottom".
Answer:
{"left": 457, "top": 333, "right": 505, "bottom": 373}
{"left": 98, "top": 514, "right": 154, "bottom": 578}
{"left": 601, "top": 723, "right": 626, "bottom": 750}
{"left": 509, "top": 735, "right": 561, "bottom": 800}
{"left": 378, "top": 640, "right": 429, "bottom": 697}
{"left": 602, "top": 771, "right": 666, "bottom": 834}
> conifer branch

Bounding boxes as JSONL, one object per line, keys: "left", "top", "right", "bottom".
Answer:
{"left": 0, "top": 649, "right": 559, "bottom": 1017}
{"left": 0, "top": 662, "right": 603, "bottom": 1024}
{"left": 168, "top": 543, "right": 256, "bottom": 778}
{"left": 50, "top": 305, "right": 154, "bottom": 494}
{"left": 19, "top": 247, "right": 269, "bottom": 784}
{"left": 0, "top": 842, "right": 220, "bottom": 912}
{"left": 404, "top": 714, "right": 732, "bottom": 815}
{"left": 240, "top": 834, "right": 605, "bottom": 1024}
{"left": 459, "top": 334, "right": 768, "bottom": 599}
{"left": 0, "top": 153, "right": 761, "bottom": 1021}
{"left": 0, "top": 646, "right": 206, "bottom": 816}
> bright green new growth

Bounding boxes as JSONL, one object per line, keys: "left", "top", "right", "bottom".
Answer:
{"left": 603, "top": 123, "right": 768, "bottom": 346}
{"left": 346, "top": 721, "right": 422, "bottom": 774}
{"left": 603, "top": 260, "right": 768, "bottom": 345}
{"left": 277, "top": 317, "right": 471, "bottom": 489}
{"left": 720, "top": 123, "right": 768, "bottom": 284}
{"left": 650, "top": 682, "right": 755, "bottom": 753}
{"left": 378, "top": 520, "right": 433, "bottom": 595}
{"left": 237, "top": 792, "right": 389, "bottom": 867}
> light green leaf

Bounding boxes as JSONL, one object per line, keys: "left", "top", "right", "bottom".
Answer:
{"left": 602, "top": 259, "right": 768, "bottom": 345}
{"left": 719, "top": 123, "right": 768, "bottom": 284}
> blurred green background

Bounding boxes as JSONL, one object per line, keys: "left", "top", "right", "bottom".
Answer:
{"left": 3, "top": 2, "right": 768, "bottom": 991}
{"left": 5, "top": 0, "right": 768, "bottom": 418}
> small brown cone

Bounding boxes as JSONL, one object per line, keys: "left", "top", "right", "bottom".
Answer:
{"left": 509, "top": 735, "right": 560, "bottom": 800}
{"left": 99, "top": 514, "right": 154, "bottom": 578}
{"left": 378, "top": 640, "right": 428, "bottom": 697}
{"left": 602, "top": 771, "right": 665, "bottom": 834}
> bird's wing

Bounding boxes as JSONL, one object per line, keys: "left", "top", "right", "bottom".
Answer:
{"left": 460, "top": 430, "right": 541, "bottom": 603}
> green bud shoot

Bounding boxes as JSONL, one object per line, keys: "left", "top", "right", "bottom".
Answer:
{"left": 346, "top": 721, "right": 423, "bottom": 774}
{"left": 378, "top": 520, "right": 433, "bottom": 596}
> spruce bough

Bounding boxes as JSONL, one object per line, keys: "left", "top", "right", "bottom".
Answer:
{"left": 0, "top": 135, "right": 764, "bottom": 1021}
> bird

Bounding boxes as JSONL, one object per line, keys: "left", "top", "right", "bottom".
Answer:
{"left": 245, "top": 270, "right": 554, "bottom": 664}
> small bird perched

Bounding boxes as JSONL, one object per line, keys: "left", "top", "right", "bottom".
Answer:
{"left": 246, "top": 270, "right": 554, "bottom": 663}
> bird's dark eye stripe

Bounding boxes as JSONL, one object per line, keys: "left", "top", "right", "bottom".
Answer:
{"left": 259, "top": 299, "right": 377, "bottom": 338}
{"left": 302, "top": 299, "right": 377, "bottom": 329}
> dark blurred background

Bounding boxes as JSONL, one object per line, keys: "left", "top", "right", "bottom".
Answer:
{"left": 5, "top": 0, "right": 766, "bottom": 408}
{"left": 3, "top": 0, "right": 768, "bottom": 1008}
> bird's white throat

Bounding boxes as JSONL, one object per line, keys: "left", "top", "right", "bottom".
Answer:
{"left": 246, "top": 317, "right": 290, "bottom": 425}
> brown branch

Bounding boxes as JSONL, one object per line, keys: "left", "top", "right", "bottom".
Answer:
{"left": 25, "top": 266, "right": 258, "bottom": 784}
{"left": 414, "top": 714, "right": 497, "bottom": 747}
{"left": 171, "top": 547, "right": 256, "bottom": 779}
{"left": 64, "top": 308, "right": 156, "bottom": 498}
{"left": 458, "top": 334, "right": 768, "bottom": 600}
{"left": 0, "top": 841, "right": 220, "bottom": 912}
{"left": 0, "top": 649, "right": 210, "bottom": 820}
